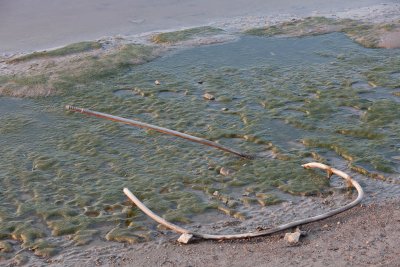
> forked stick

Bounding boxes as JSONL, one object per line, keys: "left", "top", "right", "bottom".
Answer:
{"left": 124, "top": 162, "right": 364, "bottom": 243}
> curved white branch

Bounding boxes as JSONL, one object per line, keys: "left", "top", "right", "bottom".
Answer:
{"left": 124, "top": 162, "right": 364, "bottom": 242}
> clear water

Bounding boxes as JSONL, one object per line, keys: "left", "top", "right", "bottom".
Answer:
{"left": 1, "top": 33, "right": 400, "bottom": 256}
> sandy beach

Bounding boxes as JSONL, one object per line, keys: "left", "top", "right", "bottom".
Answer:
{"left": 0, "top": 0, "right": 399, "bottom": 53}
{"left": 1, "top": 1, "right": 400, "bottom": 266}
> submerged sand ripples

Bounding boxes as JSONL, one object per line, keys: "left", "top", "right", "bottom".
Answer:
{"left": 1, "top": 27, "right": 400, "bottom": 259}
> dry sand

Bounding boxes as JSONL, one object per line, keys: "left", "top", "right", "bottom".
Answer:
{"left": 0, "top": 0, "right": 399, "bottom": 54}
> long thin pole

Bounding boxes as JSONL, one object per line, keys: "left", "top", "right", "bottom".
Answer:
{"left": 65, "top": 105, "right": 251, "bottom": 158}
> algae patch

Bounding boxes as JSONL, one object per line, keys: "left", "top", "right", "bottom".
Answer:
{"left": 245, "top": 17, "right": 344, "bottom": 37}
{"left": 8, "top": 41, "right": 102, "bottom": 64}
{"left": 151, "top": 26, "right": 224, "bottom": 44}
{"left": 0, "top": 43, "right": 161, "bottom": 97}
{"left": 244, "top": 17, "right": 400, "bottom": 49}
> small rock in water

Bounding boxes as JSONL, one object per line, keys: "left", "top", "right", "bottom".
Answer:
{"left": 203, "top": 93, "right": 215, "bottom": 100}
{"left": 178, "top": 233, "right": 193, "bottom": 244}
{"left": 154, "top": 80, "right": 161, "bottom": 85}
{"left": 392, "top": 156, "right": 400, "bottom": 160}
{"left": 220, "top": 167, "right": 234, "bottom": 176}
{"left": 221, "top": 107, "right": 229, "bottom": 111}
{"left": 284, "top": 232, "right": 301, "bottom": 244}
{"left": 213, "top": 191, "right": 219, "bottom": 196}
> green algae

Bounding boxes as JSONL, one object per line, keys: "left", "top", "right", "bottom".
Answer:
{"left": 30, "top": 239, "right": 58, "bottom": 257}
{"left": 362, "top": 100, "right": 400, "bottom": 126}
{"left": 9, "top": 41, "right": 102, "bottom": 63}
{"left": 0, "top": 241, "right": 13, "bottom": 253}
{"left": 0, "top": 115, "right": 34, "bottom": 134}
{"left": 245, "top": 17, "right": 343, "bottom": 37}
{"left": 1, "top": 31, "right": 400, "bottom": 257}
{"left": 57, "top": 44, "right": 159, "bottom": 86}
{"left": 72, "top": 230, "right": 100, "bottom": 246}
{"left": 0, "top": 74, "right": 53, "bottom": 97}
{"left": 105, "top": 227, "right": 151, "bottom": 244}
{"left": 244, "top": 16, "right": 400, "bottom": 49}
{"left": 13, "top": 254, "right": 29, "bottom": 265}
{"left": 151, "top": 26, "right": 224, "bottom": 44}
{"left": 0, "top": 44, "right": 160, "bottom": 97}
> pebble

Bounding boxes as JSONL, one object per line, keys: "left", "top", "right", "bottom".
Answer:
{"left": 154, "top": 80, "right": 161, "bottom": 85}
{"left": 284, "top": 232, "right": 301, "bottom": 244}
{"left": 178, "top": 233, "right": 193, "bottom": 244}
{"left": 203, "top": 93, "right": 215, "bottom": 100}
{"left": 220, "top": 167, "right": 234, "bottom": 176}
{"left": 221, "top": 107, "right": 229, "bottom": 111}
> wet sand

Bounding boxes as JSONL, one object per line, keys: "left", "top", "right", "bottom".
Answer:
{"left": 0, "top": 0, "right": 398, "bottom": 53}
{"left": 13, "top": 200, "right": 400, "bottom": 266}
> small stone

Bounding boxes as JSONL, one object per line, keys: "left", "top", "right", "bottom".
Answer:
{"left": 220, "top": 167, "right": 234, "bottom": 176}
{"left": 203, "top": 93, "right": 215, "bottom": 100}
{"left": 154, "top": 80, "right": 161, "bottom": 85}
{"left": 177, "top": 233, "right": 193, "bottom": 244}
{"left": 284, "top": 232, "right": 301, "bottom": 244}
{"left": 323, "top": 224, "right": 329, "bottom": 228}
{"left": 221, "top": 107, "right": 229, "bottom": 111}
{"left": 337, "top": 221, "right": 341, "bottom": 225}
{"left": 213, "top": 191, "right": 219, "bottom": 196}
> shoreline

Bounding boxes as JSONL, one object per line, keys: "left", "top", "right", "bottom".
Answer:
{"left": 11, "top": 199, "right": 399, "bottom": 266}
{"left": 1, "top": 1, "right": 399, "bottom": 54}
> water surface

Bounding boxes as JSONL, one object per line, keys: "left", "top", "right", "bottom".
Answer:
{"left": 1, "top": 33, "right": 400, "bottom": 257}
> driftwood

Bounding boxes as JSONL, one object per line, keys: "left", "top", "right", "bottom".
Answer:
{"left": 124, "top": 162, "right": 364, "bottom": 243}
{"left": 64, "top": 105, "right": 364, "bottom": 243}
{"left": 65, "top": 105, "right": 251, "bottom": 158}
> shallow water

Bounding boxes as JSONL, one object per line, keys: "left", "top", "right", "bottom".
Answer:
{"left": 1, "top": 32, "right": 400, "bottom": 257}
